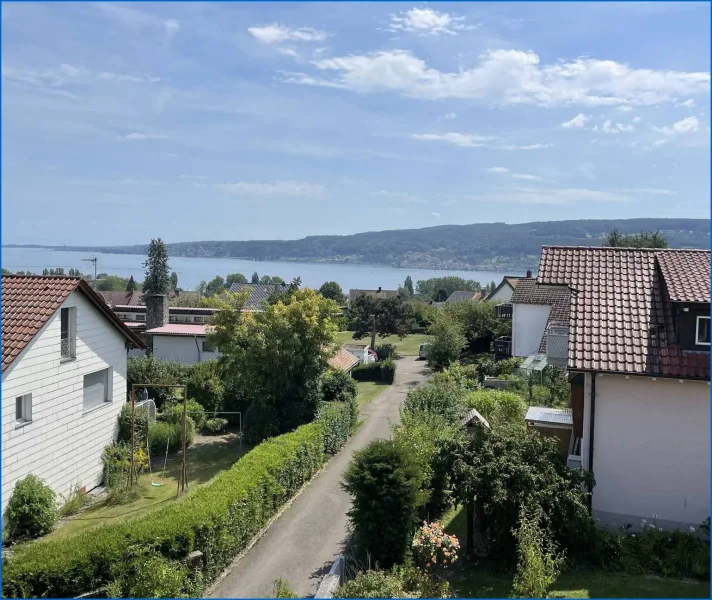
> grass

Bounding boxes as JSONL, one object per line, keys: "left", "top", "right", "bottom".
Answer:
{"left": 337, "top": 331, "right": 432, "bottom": 356}
{"left": 355, "top": 380, "right": 389, "bottom": 408}
{"left": 441, "top": 505, "right": 710, "bottom": 599}
{"left": 49, "top": 436, "right": 251, "bottom": 540}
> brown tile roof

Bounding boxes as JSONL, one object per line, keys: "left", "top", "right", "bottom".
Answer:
{"left": 328, "top": 346, "right": 360, "bottom": 372}
{"left": 2, "top": 275, "right": 145, "bottom": 372}
{"left": 655, "top": 249, "right": 710, "bottom": 303}
{"left": 511, "top": 277, "right": 571, "bottom": 353}
{"left": 446, "top": 291, "right": 482, "bottom": 303}
{"left": 99, "top": 290, "right": 144, "bottom": 307}
{"left": 537, "top": 246, "right": 710, "bottom": 379}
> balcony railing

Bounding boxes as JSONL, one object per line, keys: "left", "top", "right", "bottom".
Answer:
{"left": 493, "top": 336, "right": 512, "bottom": 358}
{"left": 496, "top": 303, "right": 513, "bottom": 319}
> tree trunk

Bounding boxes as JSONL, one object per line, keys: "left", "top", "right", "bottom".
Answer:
{"left": 370, "top": 314, "right": 377, "bottom": 350}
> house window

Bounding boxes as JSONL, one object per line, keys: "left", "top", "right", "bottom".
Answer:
{"left": 202, "top": 341, "right": 217, "bottom": 353}
{"left": 15, "top": 393, "right": 32, "bottom": 424}
{"left": 60, "top": 307, "right": 76, "bottom": 359}
{"left": 194, "top": 316, "right": 205, "bottom": 323}
{"left": 696, "top": 316, "right": 710, "bottom": 346}
{"left": 83, "top": 368, "right": 111, "bottom": 411}
{"left": 135, "top": 314, "right": 146, "bottom": 322}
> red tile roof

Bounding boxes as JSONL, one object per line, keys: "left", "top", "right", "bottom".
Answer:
{"left": 2, "top": 275, "right": 145, "bottom": 372}
{"left": 328, "top": 346, "right": 360, "bottom": 372}
{"left": 145, "top": 324, "right": 209, "bottom": 336}
{"left": 537, "top": 246, "right": 710, "bottom": 379}
{"left": 655, "top": 249, "right": 710, "bottom": 303}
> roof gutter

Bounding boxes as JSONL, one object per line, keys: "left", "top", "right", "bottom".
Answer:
{"left": 587, "top": 371, "right": 597, "bottom": 497}
{"left": 193, "top": 335, "right": 202, "bottom": 363}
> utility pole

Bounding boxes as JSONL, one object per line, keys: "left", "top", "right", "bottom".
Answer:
{"left": 82, "top": 257, "right": 98, "bottom": 289}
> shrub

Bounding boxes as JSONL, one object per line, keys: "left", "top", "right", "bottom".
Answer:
{"left": 109, "top": 550, "right": 201, "bottom": 598}
{"left": 6, "top": 475, "right": 58, "bottom": 542}
{"left": 352, "top": 360, "right": 395, "bottom": 384}
{"left": 317, "top": 401, "right": 353, "bottom": 455}
{"left": 102, "top": 443, "right": 149, "bottom": 491}
{"left": 427, "top": 318, "right": 465, "bottom": 370}
{"left": 412, "top": 521, "right": 460, "bottom": 574}
{"left": 2, "top": 422, "right": 327, "bottom": 598}
{"left": 187, "top": 360, "right": 224, "bottom": 414}
{"left": 437, "top": 363, "right": 480, "bottom": 391}
{"left": 160, "top": 399, "right": 206, "bottom": 430}
{"left": 321, "top": 368, "right": 357, "bottom": 403}
{"left": 342, "top": 440, "right": 422, "bottom": 568}
{"left": 272, "top": 577, "right": 298, "bottom": 598}
{"left": 202, "top": 418, "right": 228, "bottom": 435}
{"left": 126, "top": 355, "right": 191, "bottom": 407}
{"left": 402, "top": 380, "right": 467, "bottom": 423}
{"left": 243, "top": 401, "right": 280, "bottom": 444}
{"left": 511, "top": 506, "right": 565, "bottom": 598}
{"left": 379, "top": 358, "right": 396, "bottom": 384}
{"left": 465, "top": 389, "right": 527, "bottom": 429}
{"left": 374, "top": 343, "right": 397, "bottom": 361}
{"left": 59, "top": 487, "right": 90, "bottom": 518}
{"left": 117, "top": 402, "right": 149, "bottom": 445}
{"left": 495, "top": 357, "right": 523, "bottom": 377}
{"left": 336, "top": 565, "right": 449, "bottom": 599}
{"left": 148, "top": 420, "right": 195, "bottom": 457}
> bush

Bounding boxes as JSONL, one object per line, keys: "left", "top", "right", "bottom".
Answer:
{"left": 6, "top": 475, "right": 58, "bottom": 541}
{"left": 148, "top": 420, "right": 195, "bottom": 457}
{"left": 374, "top": 343, "right": 397, "bottom": 361}
{"left": 379, "top": 358, "right": 396, "bottom": 384}
{"left": 272, "top": 577, "right": 298, "bottom": 598}
{"left": 187, "top": 360, "right": 224, "bottom": 414}
{"left": 402, "top": 380, "right": 467, "bottom": 423}
{"left": 108, "top": 550, "right": 201, "bottom": 598}
{"left": 336, "top": 565, "right": 449, "bottom": 598}
{"left": 495, "top": 357, "right": 523, "bottom": 377}
{"left": 352, "top": 360, "right": 395, "bottom": 384}
{"left": 465, "top": 389, "right": 527, "bottom": 429}
{"left": 126, "top": 355, "right": 191, "bottom": 407}
{"left": 243, "top": 401, "right": 280, "bottom": 445}
{"left": 412, "top": 521, "right": 460, "bottom": 574}
{"left": 342, "top": 440, "right": 422, "bottom": 568}
{"left": 201, "top": 418, "right": 228, "bottom": 435}
{"left": 117, "top": 402, "right": 149, "bottom": 445}
{"left": 427, "top": 318, "right": 465, "bottom": 371}
{"left": 436, "top": 363, "right": 480, "bottom": 391}
{"left": 160, "top": 399, "right": 206, "bottom": 430}
{"left": 59, "top": 487, "right": 89, "bottom": 518}
{"left": 321, "top": 368, "right": 357, "bottom": 403}
{"left": 2, "top": 422, "right": 328, "bottom": 598}
{"left": 317, "top": 401, "right": 353, "bottom": 455}
{"left": 102, "top": 443, "right": 149, "bottom": 491}
{"left": 512, "top": 506, "right": 565, "bottom": 598}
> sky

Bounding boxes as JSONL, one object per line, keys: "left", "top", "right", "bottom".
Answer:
{"left": 2, "top": 1, "right": 710, "bottom": 245}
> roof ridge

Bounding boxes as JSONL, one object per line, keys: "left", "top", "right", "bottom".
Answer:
{"left": 541, "top": 245, "right": 709, "bottom": 252}
{"left": 2, "top": 274, "right": 83, "bottom": 280}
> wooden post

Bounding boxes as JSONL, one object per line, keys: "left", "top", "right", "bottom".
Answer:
{"left": 129, "top": 385, "right": 136, "bottom": 489}
{"left": 178, "top": 386, "right": 189, "bottom": 495}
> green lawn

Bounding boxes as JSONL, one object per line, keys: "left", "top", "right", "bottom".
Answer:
{"left": 355, "top": 380, "right": 389, "bottom": 408}
{"left": 49, "top": 436, "right": 251, "bottom": 540}
{"left": 337, "top": 331, "right": 432, "bottom": 356}
{"left": 441, "top": 505, "right": 710, "bottom": 599}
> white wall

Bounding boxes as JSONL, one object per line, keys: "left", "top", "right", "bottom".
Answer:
{"left": 2, "top": 291, "right": 128, "bottom": 514}
{"left": 488, "top": 284, "right": 514, "bottom": 303}
{"left": 512, "top": 303, "right": 551, "bottom": 357}
{"left": 151, "top": 335, "right": 221, "bottom": 365}
{"left": 585, "top": 373, "right": 710, "bottom": 529}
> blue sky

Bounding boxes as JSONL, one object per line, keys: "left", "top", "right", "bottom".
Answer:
{"left": 2, "top": 1, "right": 710, "bottom": 245}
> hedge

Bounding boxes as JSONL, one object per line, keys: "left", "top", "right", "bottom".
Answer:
{"left": 317, "top": 401, "right": 356, "bottom": 455}
{"left": 351, "top": 358, "right": 396, "bottom": 384}
{"left": 2, "top": 418, "right": 346, "bottom": 598}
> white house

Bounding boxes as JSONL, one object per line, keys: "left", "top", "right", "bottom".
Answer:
{"left": 537, "top": 245, "right": 710, "bottom": 531}
{"left": 484, "top": 275, "right": 521, "bottom": 303}
{"left": 1, "top": 275, "right": 144, "bottom": 514}
{"left": 145, "top": 324, "right": 221, "bottom": 365}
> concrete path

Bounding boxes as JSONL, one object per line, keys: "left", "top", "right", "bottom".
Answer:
{"left": 209, "top": 355, "right": 430, "bottom": 598}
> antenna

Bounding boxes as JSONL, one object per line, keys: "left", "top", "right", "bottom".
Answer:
{"left": 82, "top": 257, "right": 98, "bottom": 289}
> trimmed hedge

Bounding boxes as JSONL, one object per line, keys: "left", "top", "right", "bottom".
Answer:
{"left": 2, "top": 423, "right": 329, "bottom": 598}
{"left": 317, "top": 401, "right": 356, "bottom": 455}
{"left": 352, "top": 358, "right": 396, "bottom": 384}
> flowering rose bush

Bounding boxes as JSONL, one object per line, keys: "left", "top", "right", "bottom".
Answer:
{"left": 412, "top": 520, "right": 460, "bottom": 573}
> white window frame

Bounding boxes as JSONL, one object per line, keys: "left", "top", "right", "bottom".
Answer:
{"left": 83, "top": 368, "right": 112, "bottom": 413}
{"left": 696, "top": 316, "right": 710, "bottom": 346}
{"left": 60, "top": 306, "right": 77, "bottom": 360}
{"left": 15, "top": 393, "right": 32, "bottom": 426}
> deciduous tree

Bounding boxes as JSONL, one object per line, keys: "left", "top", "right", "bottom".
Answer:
{"left": 319, "top": 281, "right": 345, "bottom": 303}
{"left": 348, "top": 295, "right": 413, "bottom": 349}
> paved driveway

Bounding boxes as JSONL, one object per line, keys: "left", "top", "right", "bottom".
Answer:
{"left": 209, "top": 355, "right": 430, "bottom": 598}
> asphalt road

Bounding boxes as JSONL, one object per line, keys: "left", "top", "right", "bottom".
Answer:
{"left": 209, "top": 355, "right": 430, "bottom": 598}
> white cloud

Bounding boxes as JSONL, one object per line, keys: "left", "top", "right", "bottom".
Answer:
{"left": 277, "top": 48, "right": 301, "bottom": 59}
{"left": 2, "top": 64, "right": 160, "bottom": 88}
{"left": 561, "top": 113, "right": 590, "bottom": 128}
{"left": 123, "top": 133, "right": 169, "bottom": 141}
{"left": 213, "top": 180, "right": 326, "bottom": 198}
{"left": 248, "top": 23, "right": 328, "bottom": 44}
{"left": 387, "top": 7, "right": 475, "bottom": 36}
{"left": 462, "top": 186, "right": 635, "bottom": 205}
{"left": 596, "top": 120, "right": 635, "bottom": 134}
{"left": 94, "top": 4, "right": 180, "bottom": 39}
{"left": 501, "top": 143, "right": 553, "bottom": 151}
{"left": 431, "top": 212, "right": 441, "bottom": 217}
{"left": 412, "top": 132, "right": 492, "bottom": 147}
{"left": 511, "top": 173, "right": 548, "bottom": 182}
{"left": 485, "top": 166, "right": 509, "bottom": 173}
{"left": 676, "top": 98, "right": 696, "bottom": 108}
{"left": 436, "top": 112, "right": 458, "bottom": 123}
{"left": 164, "top": 19, "right": 181, "bottom": 39}
{"left": 615, "top": 105, "right": 634, "bottom": 112}
{"left": 371, "top": 190, "right": 421, "bottom": 203}
{"left": 285, "top": 49, "right": 709, "bottom": 107}
{"left": 632, "top": 116, "right": 642, "bottom": 123}
{"left": 617, "top": 188, "right": 677, "bottom": 195}
{"left": 653, "top": 115, "right": 699, "bottom": 135}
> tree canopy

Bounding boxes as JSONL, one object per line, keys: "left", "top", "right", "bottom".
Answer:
{"left": 416, "top": 276, "right": 482, "bottom": 301}
{"left": 348, "top": 295, "right": 413, "bottom": 349}
{"left": 604, "top": 228, "right": 669, "bottom": 248}
{"left": 319, "top": 281, "right": 345, "bottom": 303}
{"left": 142, "top": 238, "right": 171, "bottom": 295}
{"left": 225, "top": 273, "right": 248, "bottom": 288}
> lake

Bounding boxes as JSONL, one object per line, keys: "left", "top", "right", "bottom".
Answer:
{"left": 2, "top": 247, "right": 513, "bottom": 292}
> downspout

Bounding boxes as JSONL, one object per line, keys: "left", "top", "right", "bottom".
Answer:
{"left": 587, "top": 371, "right": 597, "bottom": 496}
{"left": 194, "top": 336, "right": 202, "bottom": 363}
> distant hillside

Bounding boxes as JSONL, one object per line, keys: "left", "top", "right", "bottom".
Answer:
{"left": 10, "top": 218, "right": 710, "bottom": 272}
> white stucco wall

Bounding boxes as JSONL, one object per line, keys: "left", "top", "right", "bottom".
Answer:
{"left": 512, "top": 303, "right": 551, "bottom": 357}
{"left": 2, "top": 291, "right": 128, "bottom": 514}
{"left": 488, "top": 284, "right": 514, "bottom": 303}
{"left": 584, "top": 372, "right": 710, "bottom": 529}
{"left": 151, "top": 335, "right": 221, "bottom": 365}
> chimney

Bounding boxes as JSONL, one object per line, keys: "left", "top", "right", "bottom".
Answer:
{"left": 526, "top": 270, "right": 532, "bottom": 278}
{"left": 377, "top": 287, "right": 382, "bottom": 293}
{"left": 145, "top": 294, "right": 168, "bottom": 355}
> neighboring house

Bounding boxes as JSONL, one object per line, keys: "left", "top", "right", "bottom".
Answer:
{"left": 445, "top": 290, "right": 481, "bottom": 303}
{"left": 509, "top": 273, "right": 570, "bottom": 358}
{"left": 537, "top": 245, "right": 710, "bottom": 531}
{"left": 112, "top": 305, "right": 219, "bottom": 334}
{"left": 228, "top": 282, "right": 287, "bottom": 310}
{"left": 99, "top": 289, "right": 198, "bottom": 308}
{"left": 1, "top": 275, "right": 144, "bottom": 515}
{"left": 525, "top": 406, "right": 573, "bottom": 455}
{"left": 484, "top": 276, "right": 521, "bottom": 303}
{"left": 328, "top": 346, "right": 360, "bottom": 373}
{"left": 144, "top": 324, "right": 220, "bottom": 365}
{"left": 343, "top": 343, "right": 376, "bottom": 364}
{"left": 348, "top": 287, "right": 400, "bottom": 305}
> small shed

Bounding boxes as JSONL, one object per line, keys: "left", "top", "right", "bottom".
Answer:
{"left": 460, "top": 408, "right": 491, "bottom": 436}
{"left": 525, "top": 406, "right": 573, "bottom": 455}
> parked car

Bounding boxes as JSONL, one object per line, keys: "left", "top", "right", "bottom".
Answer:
{"left": 419, "top": 343, "right": 432, "bottom": 360}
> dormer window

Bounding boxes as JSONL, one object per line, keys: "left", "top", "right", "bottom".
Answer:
{"left": 696, "top": 316, "right": 710, "bottom": 346}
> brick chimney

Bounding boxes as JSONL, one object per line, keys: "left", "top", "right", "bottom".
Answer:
{"left": 145, "top": 294, "right": 168, "bottom": 355}
{"left": 526, "top": 270, "right": 532, "bottom": 278}
{"left": 377, "top": 287, "right": 382, "bottom": 293}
